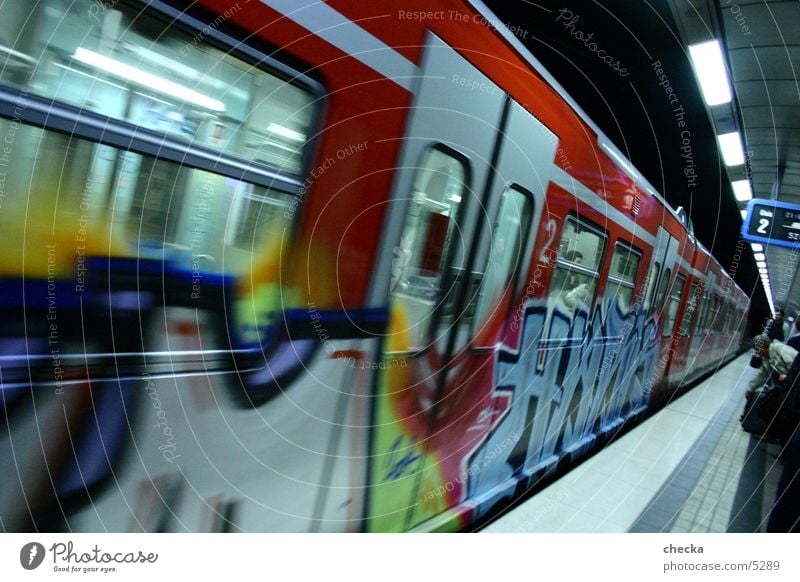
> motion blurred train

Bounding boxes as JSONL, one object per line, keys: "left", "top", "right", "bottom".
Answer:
{"left": 0, "top": 0, "right": 749, "bottom": 532}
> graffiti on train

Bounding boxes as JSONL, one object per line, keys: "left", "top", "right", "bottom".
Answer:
{"left": 466, "top": 295, "right": 659, "bottom": 515}
{"left": 383, "top": 435, "right": 423, "bottom": 482}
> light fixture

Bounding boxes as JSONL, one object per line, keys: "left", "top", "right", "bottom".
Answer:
{"left": 751, "top": 243, "right": 764, "bottom": 252}
{"left": 741, "top": 210, "right": 748, "bottom": 220}
{"left": 267, "top": 123, "right": 305, "bottom": 143}
{"left": 72, "top": 47, "right": 225, "bottom": 112}
{"left": 732, "top": 180, "right": 753, "bottom": 201}
{"left": 757, "top": 260, "right": 767, "bottom": 268}
{"left": 754, "top": 253, "right": 766, "bottom": 261}
{"left": 688, "top": 40, "right": 733, "bottom": 106}
{"left": 718, "top": 132, "right": 745, "bottom": 166}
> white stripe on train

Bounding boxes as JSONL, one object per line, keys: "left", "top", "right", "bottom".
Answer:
{"left": 259, "top": 0, "right": 419, "bottom": 91}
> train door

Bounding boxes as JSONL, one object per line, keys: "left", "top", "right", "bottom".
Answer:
{"left": 647, "top": 228, "right": 680, "bottom": 402}
{"left": 366, "top": 34, "right": 556, "bottom": 531}
{"left": 669, "top": 276, "right": 702, "bottom": 384}
{"left": 595, "top": 240, "right": 647, "bottom": 426}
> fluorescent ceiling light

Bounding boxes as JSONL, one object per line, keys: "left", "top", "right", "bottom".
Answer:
{"left": 732, "top": 180, "right": 753, "bottom": 201}
{"left": 718, "top": 132, "right": 745, "bottom": 166}
{"left": 688, "top": 40, "right": 732, "bottom": 106}
{"left": 757, "top": 261, "right": 767, "bottom": 268}
{"left": 751, "top": 243, "right": 764, "bottom": 252}
{"left": 0, "top": 43, "right": 37, "bottom": 67}
{"left": 124, "top": 42, "right": 247, "bottom": 102}
{"left": 267, "top": 123, "right": 305, "bottom": 143}
{"left": 72, "top": 47, "right": 225, "bottom": 112}
{"left": 754, "top": 253, "right": 766, "bottom": 261}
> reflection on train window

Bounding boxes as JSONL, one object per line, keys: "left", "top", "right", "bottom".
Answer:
{"left": 664, "top": 274, "right": 685, "bottom": 336}
{"left": 716, "top": 299, "right": 726, "bottom": 334}
{"left": 472, "top": 185, "right": 533, "bottom": 343}
{"left": 644, "top": 260, "right": 660, "bottom": 312}
{"left": 229, "top": 188, "right": 293, "bottom": 251}
{"left": 698, "top": 291, "right": 710, "bottom": 334}
{"left": 655, "top": 267, "right": 672, "bottom": 313}
{"left": 0, "top": 119, "right": 293, "bottom": 275}
{"left": 710, "top": 296, "right": 721, "bottom": 334}
{"left": 679, "top": 282, "right": 701, "bottom": 336}
{"left": 111, "top": 151, "right": 294, "bottom": 268}
{"left": 550, "top": 217, "right": 606, "bottom": 313}
{"left": 390, "top": 147, "right": 468, "bottom": 352}
{"left": 605, "top": 242, "right": 641, "bottom": 314}
{"left": 0, "top": 0, "right": 314, "bottom": 175}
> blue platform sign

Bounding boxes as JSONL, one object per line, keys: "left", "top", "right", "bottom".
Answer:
{"left": 741, "top": 198, "right": 800, "bottom": 249}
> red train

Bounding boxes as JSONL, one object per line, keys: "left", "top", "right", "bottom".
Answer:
{"left": 0, "top": 0, "right": 748, "bottom": 532}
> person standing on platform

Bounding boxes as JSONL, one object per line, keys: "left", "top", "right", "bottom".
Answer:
{"left": 767, "top": 429, "right": 800, "bottom": 532}
{"left": 748, "top": 334, "right": 797, "bottom": 396}
{"left": 767, "top": 309, "right": 786, "bottom": 342}
{"left": 786, "top": 315, "right": 800, "bottom": 351}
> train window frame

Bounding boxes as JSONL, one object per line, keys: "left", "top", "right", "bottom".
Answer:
{"left": 540, "top": 214, "right": 608, "bottom": 346}
{"left": 679, "top": 282, "right": 701, "bottom": 337}
{"left": 471, "top": 183, "right": 534, "bottom": 347}
{"left": 0, "top": 0, "right": 325, "bottom": 194}
{"left": 605, "top": 241, "right": 642, "bottom": 315}
{"left": 663, "top": 273, "right": 686, "bottom": 336}
{"left": 388, "top": 143, "right": 473, "bottom": 355}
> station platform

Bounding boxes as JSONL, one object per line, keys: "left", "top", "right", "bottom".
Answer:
{"left": 482, "top": 353, "right": 788, "bottom": 533}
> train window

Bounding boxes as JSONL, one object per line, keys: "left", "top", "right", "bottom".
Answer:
{"left": 0, "top": 0, "right": 315, "bottom": 176}
{"left": 720, "top": 302, "right": 728, "bottom": 335}
{"left": 698, "top": 291, "right": 710, "bottom": 334}
{"left": 655, "top": 267, "right": 672, "bottom": 313}
{"left": 711, "top": 295, "right": 721, "bottom": 334}
{"left": 663, "top": 274, "right": 685, "bottom": 336}
{"left": 0, "top": 119, "right": 294, "bottom": 276}
{"left": 606, "top": 243, "right": 641, "bottom": 314}
{"left": 644, "top": 260, "right": 661, "bottom": 312}
{"left": 390, "top": 146, "right": 469, "bottom": 352}
{"left": 549, "top": 217, "right": 606, "bottom": 313}
{"left": 472, "top": 185, "right": 533, "bottom": 341}
{"left": 679, "top": 282, "right": 701, "bottom": 336}
{"left": 724, "top": 306, "right": 730, "bottom": 334}
{"left": 229, "top": 188, "right": 294, "bottom": 251}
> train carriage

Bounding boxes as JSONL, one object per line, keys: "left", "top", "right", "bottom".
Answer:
{"left": 0, "top": 0, "right": 748, "bottom": 532}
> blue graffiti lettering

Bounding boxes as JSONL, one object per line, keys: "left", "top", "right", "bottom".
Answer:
{"left": 383, "top": 436, "right": 422, "bottom": 481}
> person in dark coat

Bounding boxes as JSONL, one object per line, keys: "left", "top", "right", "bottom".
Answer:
{"left": 767, "top": 429, "right": 800, "bottom": 532}
{"left": 786, "top": 315, "right": 800, "bottom": 351}
{"left": 767, "top": 309, "right": 786, "bottom": 342}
